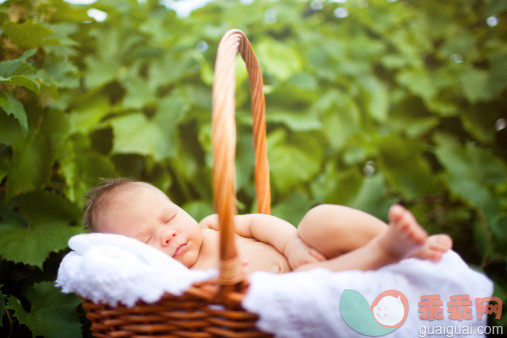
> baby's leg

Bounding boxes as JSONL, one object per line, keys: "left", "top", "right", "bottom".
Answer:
{"left": 297, "top": 204, "right": 388, "bottom": 258}
{"left": 294, "top": 205, "right": 441, "bottom": 273}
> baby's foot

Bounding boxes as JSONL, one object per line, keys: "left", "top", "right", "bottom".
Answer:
{"left": 410, "top": 234, "right": 453, "bottom": 262}
{"left": 376, "top": 205, "right": 428, "bottom": 261}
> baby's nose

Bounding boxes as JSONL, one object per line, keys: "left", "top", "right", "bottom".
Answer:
{"left": 161, "top": 230, "right": 177, "bottom": 247}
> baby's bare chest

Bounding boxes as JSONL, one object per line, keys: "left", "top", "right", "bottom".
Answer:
{"left": 193, "top": 231, "right": 290, "bottom": 274}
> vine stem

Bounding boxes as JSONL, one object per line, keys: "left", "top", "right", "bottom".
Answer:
{"left": 5, "top": 308, "right": 14, "bottom": 337}
{"left": 477, "top": 208, "right": 492, "bottom": 269}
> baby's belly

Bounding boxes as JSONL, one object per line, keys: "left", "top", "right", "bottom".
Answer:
{"left": 236, "top": 236, "right": 291, "bottom": 274}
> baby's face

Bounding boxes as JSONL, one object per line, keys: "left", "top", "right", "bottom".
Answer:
{"left": 95, "top": 182, "right": 202, "bottom": 268}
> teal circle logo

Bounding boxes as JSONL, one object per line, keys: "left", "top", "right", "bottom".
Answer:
{"left": 340, "top": 289, "right": 409, "bottom": 336}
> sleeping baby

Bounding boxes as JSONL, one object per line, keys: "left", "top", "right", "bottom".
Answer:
{"left": 83, "top": 178, "right": 452, "bottom": 274}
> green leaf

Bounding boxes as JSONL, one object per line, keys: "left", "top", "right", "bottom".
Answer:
{"left": 267, "top": 110, "right": 322, "bottom": 132}
{"left": 459, "top": 69, "right": 493, "bottom": 103}
{"left": 311, "top": 164, "right": 362, "bottom": 205}
{"left": 0, "top": 49, "right": 36, "bottom": 74}
{"left": 360, "top": 77, "right": 389, "bottom": 122}
{"left": 272, "top": 192, "right": 313, "bottom": 226}
{"left": 349, "top": 174, "right": 397, "bottom": 221}
{"left": 256, "top": 38, "right": 302, "bottom": 81}
{"left": 397, "top": 68, "right": 437, "bottom": 102}
{"left": 434, "top": 135, "right": 507, "bottom": 209}
{"left": 121, "top": 76, "right": 157, "bottom": 109}
{"left": 183, "top": 200, "right": 214, "bottom": 223}
{"left": 68, "top": 94, "right": 111, "bottom": 134}
{"left": 0, "top": 50, "right": 41, "bottom": 94}
{"left": 0, "top": 75, "right": 41, "bottom": 95}
{"left": 319, "top": 94, "right": 361, "bottom": 151}
{"left": 286, "top": 72, "right": 318, "bottom": 91}
{"left": 0, "top": 109, "right": 24, "bottom": 145}
{"left": 0, "top": 191, "right": 82, "bottom": 267}
{"left": 84, "top": 56, "right": 120, "bottom": 88}
{"left": 2, "top": 22, "right": 54, "bottom": 48}
{"left": 50, "top": 0, "right": 91, "bottom": 23}
{"left": 6, "top": 109, "right": 70, "bottom": 198}
{"left": 40, "top": 56, "right": 80, "bottom": 89}
{"left": 6, "top": 132, "right": 50, "bottom": 199}
{"left": 6, "top": 282, "right": 81, "bottom": 337}
{"left": 488, "top": 50, "right": 507, "bottom": 96}
{"left": 59, "top": 134, "right": 117, "bottom": 205}
{"left": 0, "top": 92, "right": 27, "bottom": 132}
{"left": 111, "top": 95, "right": 188, "bottom": 161}
{"left": 148, "top": 52, "right": 200, "bottom": 87}
{"left": 268, "top": 129, "right": 323, "bottom": 191}
{"left": 375, "top": 136, "right": 436, "bottom": 200}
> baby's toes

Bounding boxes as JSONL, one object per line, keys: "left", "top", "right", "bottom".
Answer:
{"left": 428, "top": 235, "right": 452, "bottom": 252}
{"left": 436, "top": 234, "right": 453, "bottom": 250}
{"left": 388, "top": 205, "right": 405, "bottom": 224}
{"left": 428, "top": 249, "right": 443, "bottom": 262}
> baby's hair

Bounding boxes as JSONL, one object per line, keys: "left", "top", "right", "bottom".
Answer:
{"left": 82, "top": 177, "right": 135, "bottom": 231}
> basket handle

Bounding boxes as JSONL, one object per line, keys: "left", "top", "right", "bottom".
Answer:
{"left": 212, "top": 29, "right": 271, "bottom": 286}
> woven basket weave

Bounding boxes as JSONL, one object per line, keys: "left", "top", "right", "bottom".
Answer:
{"left": 82, "top": 29, "right": 273, "bottom": 337}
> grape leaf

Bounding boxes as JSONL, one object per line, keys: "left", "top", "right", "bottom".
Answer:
{"left": 268, "top": 129, "right": 323, "bottom": 191}
{"left": 59, "top": 134, "right": 117, "bottom": 204}
{"left": 68, "top": 94, "right": 110, "bottom": 134}
{"left": 272, "top": 192, "right": 313, "bottom": 226}
{"left": 5, "top": 132, "right": 50, "bottom": 199}
{"left": 375, "top": 135, "right": 436, "bottom": 200}
{"left": 0, "top": 191, "right": 82, "bottom": 267}
{"left": 6, "top": 109, "right": 70, "bottom": 199}
{"left": 360, "top": 76, "right": 389, "bottom": 122}
{"left": 6, "top": 282, "right": 81, "bottom": 338}
{"left": 121, "top": 76, "right": 158, "bottom": 109}
{"left": 2, "top": 22, "right": 54, "bottom": 48}
{"left": 435, "top": 136, "right": 507, "bottom": 209}
{"left": 0, "top": 50, "right": 41, "bottom": 95}
{"left": 84, "top": 56, "right": 120, "bottom": 88}
{"left": 256, "top": 38, "right": 302, "bottom": 81}
{"left": 397, "top": 68, "right": 437, "bottom": 103}
{"left": 111, "top": 95, "right": 188, "bottom": 161}
{"left": 459, "top": 68, "right": 493, "bottom": 103}
{"left": 0, "top": 92, "right": 27, "bottom": 132}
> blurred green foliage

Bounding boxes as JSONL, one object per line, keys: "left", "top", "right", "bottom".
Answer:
{"left": 0, "top": 0, "right": 506, "bottom": 336}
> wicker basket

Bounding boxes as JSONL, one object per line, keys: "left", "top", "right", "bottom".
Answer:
{"left": 82, "top": 29, "right": 273, "bottom": 337}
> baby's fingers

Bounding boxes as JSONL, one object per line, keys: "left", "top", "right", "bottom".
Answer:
{"left": 309, "top": 249, "right": 326, "bottom": 262}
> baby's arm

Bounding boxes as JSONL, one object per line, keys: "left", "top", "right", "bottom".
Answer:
{"left": 199, "top": 214, "right": 325, "bottom": 269}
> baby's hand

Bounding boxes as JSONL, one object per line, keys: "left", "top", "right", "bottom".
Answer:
{"left": 284, "top": 235, "right": 326, "bottom": 270}
{"left": 200, "top": 215, "right": 219, "bottom": 230}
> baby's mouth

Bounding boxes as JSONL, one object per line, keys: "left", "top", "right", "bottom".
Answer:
{"left": 173, "top": 243, "right": 187, "bottom": 258}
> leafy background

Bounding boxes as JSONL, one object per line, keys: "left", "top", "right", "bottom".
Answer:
{"left": 0, "top": 0, "right": 506, "bottom": 336}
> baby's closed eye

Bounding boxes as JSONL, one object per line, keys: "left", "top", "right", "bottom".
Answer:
{"left": 161, "top": 209, "right": 178, "bottom": 224}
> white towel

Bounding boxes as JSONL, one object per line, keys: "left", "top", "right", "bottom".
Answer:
{"left": 57, "top": 234, "right": 493, "bottom": 337}
{"left": 243, "top": 251, "right": 493, "bottom": 337}
{"left": 56, "top": 233, "right": 217, "bottom": 306}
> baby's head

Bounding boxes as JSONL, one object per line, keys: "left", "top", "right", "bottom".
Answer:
{"left": 83, "top": 178, "right": 203, "bottom": 268}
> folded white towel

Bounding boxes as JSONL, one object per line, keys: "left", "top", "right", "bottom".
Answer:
{"left": 56, "top": 233, "right": 217, "bottom": 306}
{"left": 57, "top": 234, "right": 493, "bottom": 337}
